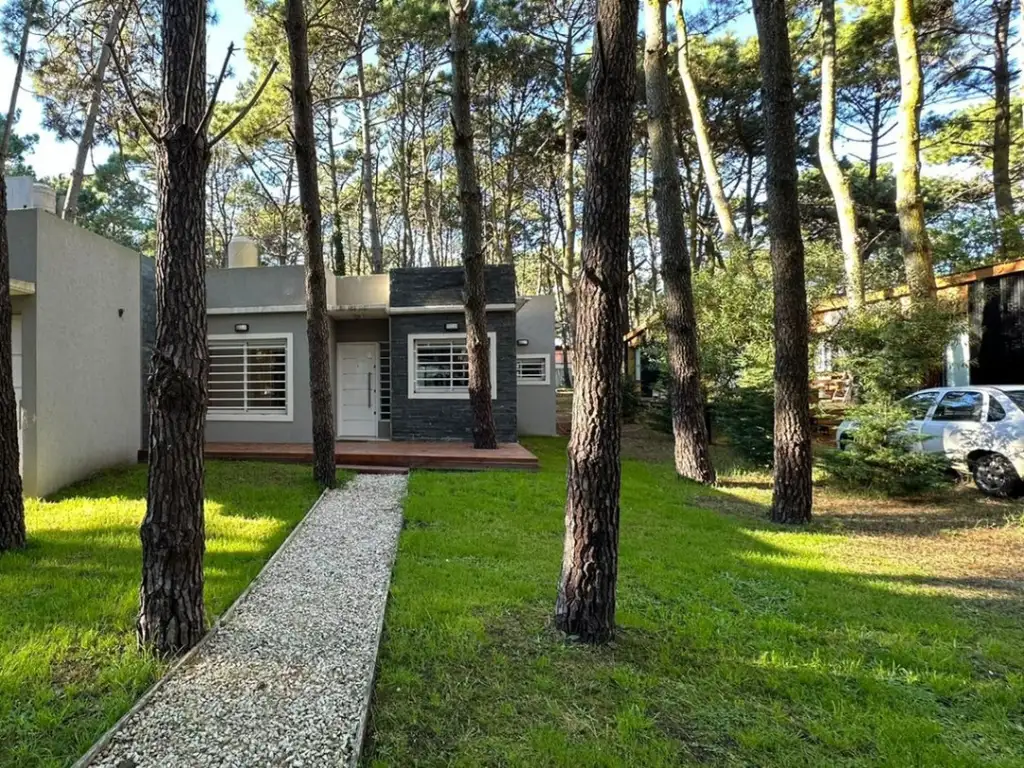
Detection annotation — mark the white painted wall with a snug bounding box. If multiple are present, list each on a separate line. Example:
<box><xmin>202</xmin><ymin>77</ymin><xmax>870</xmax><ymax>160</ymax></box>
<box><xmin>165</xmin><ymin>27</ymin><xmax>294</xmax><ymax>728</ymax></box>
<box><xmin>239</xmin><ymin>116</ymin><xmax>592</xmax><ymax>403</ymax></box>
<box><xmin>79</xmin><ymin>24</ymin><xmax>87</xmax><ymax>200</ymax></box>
<box><xmin>31</xmin><ymin>212</ymin><xmax>141</xmax><ymax>496</ymax></box>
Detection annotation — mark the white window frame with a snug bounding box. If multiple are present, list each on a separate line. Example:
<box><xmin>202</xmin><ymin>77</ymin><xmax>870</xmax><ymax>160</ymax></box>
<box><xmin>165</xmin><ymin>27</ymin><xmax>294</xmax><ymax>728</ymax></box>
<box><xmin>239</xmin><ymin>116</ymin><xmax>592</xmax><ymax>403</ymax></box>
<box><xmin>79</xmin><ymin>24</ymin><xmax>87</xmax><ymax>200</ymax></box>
<box><xmin>516</xmin><ymin>353</ymin><xmax>550</xmax><ymax>386</ymax></box>
<box><xmin>407</xmin><ymin>331</ymin><xmax>498</xmax><ymax>400</ymax></box>
<box><xmin>208</xmin><ymin>332</ymin><xmax>294</xmax><ymax>422</ymax></box>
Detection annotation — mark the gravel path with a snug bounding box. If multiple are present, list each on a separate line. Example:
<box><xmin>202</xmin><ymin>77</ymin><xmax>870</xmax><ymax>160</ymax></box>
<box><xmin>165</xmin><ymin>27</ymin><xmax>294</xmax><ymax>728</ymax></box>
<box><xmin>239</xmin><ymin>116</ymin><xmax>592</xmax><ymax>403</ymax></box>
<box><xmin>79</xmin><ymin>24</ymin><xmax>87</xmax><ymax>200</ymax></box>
<box><xmin>85</xmin><ymin>474</ymin><xmax>407</xmax><ymax>768</ymax></box>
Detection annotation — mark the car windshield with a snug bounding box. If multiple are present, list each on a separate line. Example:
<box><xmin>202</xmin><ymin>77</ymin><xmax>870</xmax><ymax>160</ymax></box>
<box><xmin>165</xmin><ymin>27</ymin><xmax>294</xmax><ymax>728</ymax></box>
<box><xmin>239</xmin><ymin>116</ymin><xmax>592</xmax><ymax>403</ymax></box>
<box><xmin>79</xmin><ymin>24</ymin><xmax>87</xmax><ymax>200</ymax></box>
<box><xmin>1000</xmin><ymin>389</ymin><xmax>1024</xmax><ymax>411</ymax></box>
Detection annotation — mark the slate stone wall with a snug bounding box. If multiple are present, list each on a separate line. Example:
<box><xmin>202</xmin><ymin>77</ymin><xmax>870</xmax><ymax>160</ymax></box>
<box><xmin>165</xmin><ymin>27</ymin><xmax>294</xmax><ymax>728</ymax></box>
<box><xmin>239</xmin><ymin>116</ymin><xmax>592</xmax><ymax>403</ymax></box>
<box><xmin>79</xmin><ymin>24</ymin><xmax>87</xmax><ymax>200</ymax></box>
<box><xmin>390</xmin><ymin>311</ymin><xmax>517</xmax><ymax>442</ymax></box>
<box><xmin>389</xmin><ymin>265</ymin><xmax>515</xmax><ymax>308</ymax></box>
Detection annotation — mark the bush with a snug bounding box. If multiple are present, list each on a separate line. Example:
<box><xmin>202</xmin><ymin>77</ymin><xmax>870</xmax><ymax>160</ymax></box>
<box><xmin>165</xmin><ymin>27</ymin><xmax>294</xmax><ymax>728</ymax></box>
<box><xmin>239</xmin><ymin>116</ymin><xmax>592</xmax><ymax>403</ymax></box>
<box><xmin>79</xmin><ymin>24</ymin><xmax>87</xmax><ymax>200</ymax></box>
<box><xmin>825</xmin><ymin>300</ymin><xmax>964</xmax><ymax>401</ymax></box>
<box><xmin>820</xmin><ymin>401</ymin><xmax>953</xmax><ymax>496</ymax></box>
<box><xmin>710</xmin><ymin>386</ymin><xmax>775</xmax><ymax>467</ymax></box>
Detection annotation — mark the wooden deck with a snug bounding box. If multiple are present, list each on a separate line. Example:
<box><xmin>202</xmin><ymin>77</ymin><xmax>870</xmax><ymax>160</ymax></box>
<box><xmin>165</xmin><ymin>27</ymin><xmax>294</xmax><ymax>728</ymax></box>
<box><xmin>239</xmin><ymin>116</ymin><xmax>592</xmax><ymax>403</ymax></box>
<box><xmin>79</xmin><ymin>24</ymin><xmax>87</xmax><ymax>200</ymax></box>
<box><xmin>141</xmin><ymin>441</ymin><xmax>539</xmax><ymax>472</ymax></box>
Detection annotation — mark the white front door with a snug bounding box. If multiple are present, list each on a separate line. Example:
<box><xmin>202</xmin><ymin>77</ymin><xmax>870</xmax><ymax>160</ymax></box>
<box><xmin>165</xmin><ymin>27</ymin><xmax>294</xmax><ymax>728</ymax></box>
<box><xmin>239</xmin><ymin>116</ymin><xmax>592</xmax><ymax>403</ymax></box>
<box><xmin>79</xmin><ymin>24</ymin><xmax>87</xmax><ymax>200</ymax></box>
<box><xmin>11</xmin><ymin>316</ymin><xmax>22</xmax><ymax>471</ymax></box>
<box><xmin>337</xmin><ymin>342</ymin><xmax>378</xmax><ymax>438</ymax></box>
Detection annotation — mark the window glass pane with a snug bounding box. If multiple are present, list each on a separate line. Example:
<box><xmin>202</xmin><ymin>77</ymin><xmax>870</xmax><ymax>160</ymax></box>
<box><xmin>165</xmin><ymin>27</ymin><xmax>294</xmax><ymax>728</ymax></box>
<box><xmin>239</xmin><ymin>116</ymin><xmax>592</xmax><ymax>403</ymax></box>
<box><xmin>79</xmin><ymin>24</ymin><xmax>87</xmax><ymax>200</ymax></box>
<box><xmin>517</xmin><ymin>357</ymin><xmax>548</xmax><ymax>382</ymax></box>
<box><xmin>988</xmin><ymin>398</ymin><xmax>1006</xmax><ymax>422</ymax></box>
<box><xmin>208</xmin><ymin>338</ymin><xmax>288</xmax><ymax>415</ymax></box>
<box><xmin>413</xmin><ymin>337</ymin><xmax>475</xmax><ymax>394</ymax></box>
<box><xmin>932</xmin><ymin>391</ymin><xmax>984</xmax><ymax>422</ymax></box>
<box><xmin>901</xmin><ymin>391</ymin><xmax>938</xmax><ymax>420</ymax></box>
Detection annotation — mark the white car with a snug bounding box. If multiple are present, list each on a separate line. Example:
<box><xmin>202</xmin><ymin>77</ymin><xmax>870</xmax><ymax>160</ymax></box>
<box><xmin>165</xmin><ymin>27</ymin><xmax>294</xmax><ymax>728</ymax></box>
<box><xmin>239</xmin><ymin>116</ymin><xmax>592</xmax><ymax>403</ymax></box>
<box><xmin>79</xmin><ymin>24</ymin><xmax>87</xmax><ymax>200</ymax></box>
<box><xmin>836</xmin><ymin>386</ymin><xmax>1024</xmax><ymax>497</ymax></box>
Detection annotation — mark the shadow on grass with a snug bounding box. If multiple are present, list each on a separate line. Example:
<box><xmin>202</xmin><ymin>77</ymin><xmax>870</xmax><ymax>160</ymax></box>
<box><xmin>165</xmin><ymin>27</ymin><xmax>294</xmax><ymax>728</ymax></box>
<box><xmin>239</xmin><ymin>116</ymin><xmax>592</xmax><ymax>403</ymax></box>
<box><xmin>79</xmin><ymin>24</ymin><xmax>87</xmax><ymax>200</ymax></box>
<box><xmin>0</xmin><ymin>460</ymin><xmax>324</xmax><ymax>768</ymax></box>
<box><xmin>364</xmin><ymin>437</ymin><xmax>1024</xmax><ymax>767</ymax></box>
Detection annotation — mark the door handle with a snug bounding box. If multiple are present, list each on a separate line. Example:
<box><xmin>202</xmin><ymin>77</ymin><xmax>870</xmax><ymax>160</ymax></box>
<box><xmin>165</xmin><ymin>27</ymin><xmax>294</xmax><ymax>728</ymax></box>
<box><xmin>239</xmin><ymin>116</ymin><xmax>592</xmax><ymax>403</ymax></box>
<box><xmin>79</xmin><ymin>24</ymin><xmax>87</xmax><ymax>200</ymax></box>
<box><xmin>368</xmin><ymin>372</ymin><xmax>372</xmax><ymax>407</ymax></box>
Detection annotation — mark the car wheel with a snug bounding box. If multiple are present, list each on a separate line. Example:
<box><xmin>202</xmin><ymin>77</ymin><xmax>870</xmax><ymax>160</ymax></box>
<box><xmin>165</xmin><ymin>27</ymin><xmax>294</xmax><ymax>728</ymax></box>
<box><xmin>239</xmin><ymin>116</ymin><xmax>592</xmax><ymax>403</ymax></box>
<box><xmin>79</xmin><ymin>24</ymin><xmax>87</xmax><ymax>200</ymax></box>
<box><xmin>972</xmin><ymin>453</ymin><xmax>1022</xmax><ymax>498</ymax></box>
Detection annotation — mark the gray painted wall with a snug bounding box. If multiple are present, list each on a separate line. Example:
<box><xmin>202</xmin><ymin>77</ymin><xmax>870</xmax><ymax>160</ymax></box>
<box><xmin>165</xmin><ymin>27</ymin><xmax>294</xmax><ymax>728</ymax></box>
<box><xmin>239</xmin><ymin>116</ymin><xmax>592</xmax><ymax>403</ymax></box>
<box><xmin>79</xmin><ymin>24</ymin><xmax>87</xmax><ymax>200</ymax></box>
<box><xmin>515</xmin><ymin>295</ymin><xmax>557</xmax><ymax>436</ymax></box>
<box><xmin>390</xmin><ymin>311</ymin><xmax>517</xmax><ymax>442</ymax></box>
<box><xmin>23</xmin><ymin>210</ymin><xmax>142</xmax><ymax>496</ymax></box>
<box><xmin>140</xmin><ymin>257</ymin><xmax>155</xmax><ymax>447</ymax></box>
<box><xmin>207</xmin><ymin>265</ymin><xmax>306</xmax><ymax>309</ymax></box>
<box><xmin>7</xmin><ymin>210</ymin><xmax>37</xmax><ymax>283</ymax></box>
<box><xmin>205</xmin><ymin>312</ymin><xmax>316</xmax><ymax>444</ymax></box>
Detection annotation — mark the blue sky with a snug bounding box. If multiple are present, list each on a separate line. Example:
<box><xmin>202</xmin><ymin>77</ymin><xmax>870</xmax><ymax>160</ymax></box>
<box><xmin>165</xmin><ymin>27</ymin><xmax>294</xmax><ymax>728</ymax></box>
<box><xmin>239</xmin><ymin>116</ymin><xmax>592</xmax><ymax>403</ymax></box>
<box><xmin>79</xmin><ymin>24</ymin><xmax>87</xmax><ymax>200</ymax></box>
<box><xmin>1</xmin><ymin>0</ymin><xmax>254</xmax><ymax>179</ymax></box>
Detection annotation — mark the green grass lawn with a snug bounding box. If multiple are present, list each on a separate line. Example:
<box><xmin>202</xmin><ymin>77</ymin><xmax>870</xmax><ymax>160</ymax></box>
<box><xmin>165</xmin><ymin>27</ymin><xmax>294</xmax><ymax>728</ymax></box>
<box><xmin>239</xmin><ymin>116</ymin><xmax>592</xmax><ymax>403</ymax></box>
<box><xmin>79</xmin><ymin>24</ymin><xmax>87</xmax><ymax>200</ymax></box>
<box><xmin>365</xmin><ymin>437</ymin><xmax>1024</xmax><ymax>767</ymax></box>
<box><xmin>0</xmin><ymin>461</ymin><xmax>325</xmax><ymax>768</ymax></box>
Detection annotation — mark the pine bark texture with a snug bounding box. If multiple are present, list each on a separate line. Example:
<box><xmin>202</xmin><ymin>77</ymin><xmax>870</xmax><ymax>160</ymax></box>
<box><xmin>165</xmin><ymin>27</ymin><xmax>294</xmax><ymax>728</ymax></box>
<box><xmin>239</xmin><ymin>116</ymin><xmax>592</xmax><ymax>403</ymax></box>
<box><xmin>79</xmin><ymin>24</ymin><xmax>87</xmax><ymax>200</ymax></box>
<box><xmin>818</xmin><ymin>0</ymin><xmax>863</xmax><ymax>310</ymax></box>
<box><xmin>357</xmin><ymin>47</ymin><xmax>384</xmax><ymax>274</ymax></box>
<box><xmin>62</xmin><ymin>0</ymin><xmax>125</xmax><ymax>221</ymax></box>
<box><xmin>555</xmin><ymin>0</ymin><xmax>637</xmax><ymax>643</ymax></box>
<box><xmin>673</xmin><ymin>0</ymin><xmax>738</xmax><ymax>244</ymax></box>
<box><xmin>992</xmin><ymin>0</ymin><xmax>1021</xmax><ymax>257</ymax></box>
<box><xmin>286</xmin><ymin>0</ymin><xmax>336</xmax><ymax>489</ymax></box>
<box><xmin>139</xmin><ymin>0</ymin><xmax>210</xmax><ymax>655</ymax></box>
<box><xmin>1</xmin><ymin>0</ymin><xmax>35</xmax><ymax>159</ymax></box>
<box><xmin>561</xmin><ymin>39</ymin><xmax>578</xmax><ymax>342</ymax></box>
<box><xmin>0</xmin><ymin>174</ymin><xmax>26</xmax><ymax>552</ymax></box>
<box><xmin>892</xmin><ymin>0</ymin><xmax>937</xmax><ymax>302</ymax></box>
<box><xmin>753</xmin><ymin>0</ymin><xmax>813</xmax><ymax>524</ymax></box>
<box><xmin>449</xmin><ymin>0</ymin><xmax>497</xmax><ymax>450</ymax></box>
<box><xmin>643</xmin><ymin>0</ymin><xmax>715</xmax><ymax>484</ymax></box>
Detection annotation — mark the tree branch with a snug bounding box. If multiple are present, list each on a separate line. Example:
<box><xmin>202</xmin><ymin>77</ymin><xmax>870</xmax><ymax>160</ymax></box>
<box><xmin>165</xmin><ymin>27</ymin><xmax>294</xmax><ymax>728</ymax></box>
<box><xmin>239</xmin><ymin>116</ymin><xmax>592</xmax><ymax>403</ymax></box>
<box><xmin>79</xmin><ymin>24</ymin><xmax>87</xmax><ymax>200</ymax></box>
<box><xmin>105</xmin><ymin>42</ymin><xmax>159</xmax><ymax>143</ymax></box>
<box><xmin>197</xmin><ymin>41</ymin><xmax>235</xmax><ymax>138</ymax></box>
<box><xmin>209</xmin><ymin>60</ymin><xmax>279</xmax><ymax>148</ymax></box>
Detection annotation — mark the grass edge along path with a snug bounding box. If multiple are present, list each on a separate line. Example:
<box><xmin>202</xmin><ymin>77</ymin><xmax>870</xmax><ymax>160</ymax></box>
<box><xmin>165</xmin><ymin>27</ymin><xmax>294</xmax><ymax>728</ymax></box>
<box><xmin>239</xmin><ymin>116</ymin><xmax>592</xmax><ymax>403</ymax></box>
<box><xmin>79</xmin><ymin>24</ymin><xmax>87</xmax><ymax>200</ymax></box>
<box><xmin>364</xmin><ymin>437</ymin><xmax>1024</xmax><ymax>767</ymax></box>
<box><xmin>0</xmin><ymin>461</ymin><xmax>331</xmax><ymax>768</ymax></box>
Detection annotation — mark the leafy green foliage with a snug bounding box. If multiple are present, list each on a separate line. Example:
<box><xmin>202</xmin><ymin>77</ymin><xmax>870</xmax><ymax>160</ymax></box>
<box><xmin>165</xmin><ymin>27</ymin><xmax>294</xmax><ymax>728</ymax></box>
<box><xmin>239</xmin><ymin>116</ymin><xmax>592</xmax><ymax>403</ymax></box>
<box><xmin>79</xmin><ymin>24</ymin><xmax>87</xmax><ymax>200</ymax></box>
<box><xmin>825</xmin><ymin>299</ymin><xmax>964</xmax><ymax>401</ymax></box>
<box><xmin>621</xmin><ymin>377</ymin><xmax>642</xmax><ymax>423</ymax></box>
<box><xmin>821</xmin><ymin>402</ymin><xmax>953</xmax><ymax>496</ymax></box>
<box><xmin>0</xmin><ymin>114</ymin><xmax>37</xmax><ymax>176</ymax></box>
<box><xmin>710</xmin><ymin>386</ymin><xmax>775</xmax><ymax>467</ymax></box>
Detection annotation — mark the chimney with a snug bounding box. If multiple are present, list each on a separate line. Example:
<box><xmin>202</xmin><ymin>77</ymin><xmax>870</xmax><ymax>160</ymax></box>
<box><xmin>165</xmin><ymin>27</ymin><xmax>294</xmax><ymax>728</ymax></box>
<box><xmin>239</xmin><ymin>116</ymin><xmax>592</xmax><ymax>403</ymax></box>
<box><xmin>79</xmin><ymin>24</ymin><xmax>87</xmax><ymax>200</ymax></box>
<box><xmin>227</xmin><ymin>236</ymin><xmax>259</xmax><ymax>268</ymax></box>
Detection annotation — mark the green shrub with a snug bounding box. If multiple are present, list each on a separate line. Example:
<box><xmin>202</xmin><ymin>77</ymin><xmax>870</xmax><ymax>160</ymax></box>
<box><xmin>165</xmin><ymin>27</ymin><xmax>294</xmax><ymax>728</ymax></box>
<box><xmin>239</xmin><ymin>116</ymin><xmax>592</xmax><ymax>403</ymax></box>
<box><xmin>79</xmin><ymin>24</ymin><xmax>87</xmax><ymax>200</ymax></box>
<box><xmin>825</xmin><ymin>300</ymin><xmax>964</xmax><ymax>401</ymax></box>
<box><xmin>820</xmin><ymin>401</ymin><xmax>953</xmax><ymax>496</ymax></box>
<box><xmin>647</xmin><ymin>395</ymin><xmax>673</xmax><ymax>435</ymax></box>
<box><xmin>710</xmin><ymin>387</ymin><xmax>775</xmax><ymax>467</ymax></box>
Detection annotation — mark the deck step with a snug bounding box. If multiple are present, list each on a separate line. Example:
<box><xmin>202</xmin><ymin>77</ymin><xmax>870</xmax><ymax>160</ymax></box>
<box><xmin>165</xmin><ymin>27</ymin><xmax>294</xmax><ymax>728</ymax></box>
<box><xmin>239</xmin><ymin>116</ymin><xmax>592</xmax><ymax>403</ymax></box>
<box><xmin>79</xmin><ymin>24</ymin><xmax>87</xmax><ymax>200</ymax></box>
<box><xmin>337</xmin><ymin>464</ymin><xmax>410</xmax><ymax>475</ymax></box>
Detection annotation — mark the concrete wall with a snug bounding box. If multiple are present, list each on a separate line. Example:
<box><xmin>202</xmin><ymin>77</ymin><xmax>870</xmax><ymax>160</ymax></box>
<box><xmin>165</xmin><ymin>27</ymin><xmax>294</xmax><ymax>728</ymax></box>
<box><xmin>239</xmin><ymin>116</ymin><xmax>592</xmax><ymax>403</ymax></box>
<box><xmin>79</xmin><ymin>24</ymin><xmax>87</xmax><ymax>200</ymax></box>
<box><xmin>140</xmin><ymin>258</ymin><xmax>156</xmax><ymax>447</ymax></box>
<box><xmin>205</xmin><ymin>312</ymin><xmax>315</xmax><ymax>443</ymax></box>
<box><xmin>515</xmin><ymin>295</ymin><xmax>557</xmax><ymax>436</ymax></box>
<box><xmin>390</xmin><ymin>310</ymin><xmax>517</xmax><ymax>442</ymax></box>
<box><xmin>207</xmin><ymin>265</ymin><xmax>306</xmax><ymax>309</ymax></box>
<box><xmin>29</xmin><ymin>210</ymin><xmax>141</xmax><ymax>496</ymax></box>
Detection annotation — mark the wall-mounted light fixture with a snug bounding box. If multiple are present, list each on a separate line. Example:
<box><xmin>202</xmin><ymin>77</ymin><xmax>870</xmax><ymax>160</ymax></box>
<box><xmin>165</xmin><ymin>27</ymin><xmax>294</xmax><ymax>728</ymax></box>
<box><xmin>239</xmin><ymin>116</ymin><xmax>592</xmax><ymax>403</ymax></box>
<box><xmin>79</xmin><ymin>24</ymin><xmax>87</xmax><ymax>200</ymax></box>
<box><xmin>234</xmin><ymin>323</ymin><xmax>250</xmax><ymax>333</ymax></box>
<box><xmin>516</xmin><ymin>338</ymin><xmax>530</xmax><ymax>347</ymax></box>
<box><xmin>444</xmin><ymin>322</ymin><xmax>459</xmax><ymax>331</ymax></box>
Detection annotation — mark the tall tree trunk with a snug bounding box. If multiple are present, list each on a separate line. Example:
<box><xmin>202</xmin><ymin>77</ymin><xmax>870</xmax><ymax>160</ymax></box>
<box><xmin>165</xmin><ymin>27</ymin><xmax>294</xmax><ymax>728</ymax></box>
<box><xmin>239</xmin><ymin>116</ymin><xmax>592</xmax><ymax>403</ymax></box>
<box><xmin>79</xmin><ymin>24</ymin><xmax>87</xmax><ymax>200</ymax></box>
<box><xmin>864</xmin><ymin>93</ymin><xmax>882</xmax><ymax>259</ymax></box>
<box><xmin>62</xmin><ymin>0</ymin><xmax>125</xmax><ymax>221</ymax></box>
<box><xmin>753</xmin><ymin>0</ymin><xmax>813</xmax><ymax>525</ymax></box>
<box><xmin>139</xmin><ymin>0</ymin><xmax>210</xmax><ymax>654</ymax></box>
<box><xmin>356</xmin><ymin>45</ymin><xmax>383</xmax><ymax>273</ymax></box>
<box><xmin>993</xmin><ymin>0</ymin><xmax>1021</xmax><ymax>256</ymax></box>
<box><xmin>644</xmin><ymin>0</ymin><xmax>714</xmax><ymax>484</ymax></box>
<box><xmin>325</xmin><ymin>106</ymin><xmax>345</xmax><ymax>275</ymax></box>
<box><xmin>673</xmin><ymin>0</ymin><xmax>738</xmax><ymax>244</ymax></box>
<box><xmin>449</xmin><ymin>0</ymin><xmax>497</xmax><ymax>450</ymax></box>
<box><xmin>893</xmin><ymin>0</ymin><xmax>936</xmax><ymax>302</ymax></box>
<box><xmin>0</xmin><ymin>173</ymin><xmax>25</xmax><ymax>551</ymax></box>
<box><xmin>1</xmin><ymin>0</ymin><xmax>35</xmax><ymax>159</ymax></box>
<box><xmin>819</xmin><ymin>0</ymin><xmax>863</xmax><ymax>310</ymax></box>
<box><xmin>286</xmin><ymin>0</ymin><xmax>335</xmax><ymax>490</ymax></box>
<box><xmin>560</xmin><ymin>38</ymin><xmax>578</xmax><ymax>354</ymax></box>
<box><xmin>420</xmin><ymin>66</ymin><xmax>437</xmax><ymax>267</ymax></box>
<box><xmin>555</xmin><ymin>0</ymin><xmax>637</xmax><ymax>644</ymax></box>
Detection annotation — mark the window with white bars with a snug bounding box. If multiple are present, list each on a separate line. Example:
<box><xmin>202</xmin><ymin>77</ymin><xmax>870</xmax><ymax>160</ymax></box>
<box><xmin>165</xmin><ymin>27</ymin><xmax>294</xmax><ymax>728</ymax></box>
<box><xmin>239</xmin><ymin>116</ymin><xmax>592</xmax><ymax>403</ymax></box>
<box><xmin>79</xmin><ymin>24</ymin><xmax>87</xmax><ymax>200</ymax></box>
<box><xmin>379</xmin><ymin>343</ymin><xmax>391</xmax><ymax>420</ymax></box>
<box><xmin>208</xmin><ymin>335</ymin><xmax>292</xmax><ymax>421</ymax></box>
<box><xmin>408</xmin><ymin>332</ymin><xmax>497</xmax><ymax>399</ymax></box>
<box><xmin>516</xmin><ymin>354</ymin><xmax>550</xmax><ymax>385</ymax></box>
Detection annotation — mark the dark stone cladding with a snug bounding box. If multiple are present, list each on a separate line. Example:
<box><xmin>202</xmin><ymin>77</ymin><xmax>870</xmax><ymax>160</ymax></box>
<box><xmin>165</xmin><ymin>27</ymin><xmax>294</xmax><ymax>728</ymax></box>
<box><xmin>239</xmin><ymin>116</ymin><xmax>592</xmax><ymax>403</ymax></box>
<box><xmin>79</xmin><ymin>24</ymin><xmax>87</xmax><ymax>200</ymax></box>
<box><xmin>390</xmin><ymin>311</ymin><xmax>517</xmax><ymax>442</ymax></box>
<box><xmin>389</xmin><ymin>265</ymin><xmax>516</xmax><ymax>308</ymax></box>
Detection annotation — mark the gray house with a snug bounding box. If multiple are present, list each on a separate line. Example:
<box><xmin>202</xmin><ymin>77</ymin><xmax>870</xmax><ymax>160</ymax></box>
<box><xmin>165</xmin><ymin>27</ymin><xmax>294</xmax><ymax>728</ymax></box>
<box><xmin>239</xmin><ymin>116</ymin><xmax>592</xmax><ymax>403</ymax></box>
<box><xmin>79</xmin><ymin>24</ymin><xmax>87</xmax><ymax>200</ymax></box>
<box><xmin>203</xmin><ymin>241</ymin><xmax>556</xmax><ymax>445</ymax></box>
<box><xmin>7</xmin><ymin>179</ymin><xmax>143</xmax><ymax>496</ymax></box>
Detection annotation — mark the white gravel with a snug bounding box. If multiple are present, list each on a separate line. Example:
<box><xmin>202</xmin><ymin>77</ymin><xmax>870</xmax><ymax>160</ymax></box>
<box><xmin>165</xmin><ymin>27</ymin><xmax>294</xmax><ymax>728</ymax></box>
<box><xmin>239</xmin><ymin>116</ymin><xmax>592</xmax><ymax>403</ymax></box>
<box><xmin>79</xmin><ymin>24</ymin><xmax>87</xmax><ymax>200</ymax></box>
<box><xmin>84</xmin><ymin>474</ymin><xmax>407</xmax><ymax>768</ymax></box>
